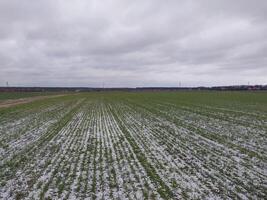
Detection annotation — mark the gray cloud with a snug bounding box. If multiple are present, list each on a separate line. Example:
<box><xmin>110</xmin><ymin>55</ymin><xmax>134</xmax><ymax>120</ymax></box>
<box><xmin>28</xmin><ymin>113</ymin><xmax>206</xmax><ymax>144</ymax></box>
<box><xmin>0</xmin><ymin>0</ymin><xmax>266</xmax><ymax>87</ymax></box>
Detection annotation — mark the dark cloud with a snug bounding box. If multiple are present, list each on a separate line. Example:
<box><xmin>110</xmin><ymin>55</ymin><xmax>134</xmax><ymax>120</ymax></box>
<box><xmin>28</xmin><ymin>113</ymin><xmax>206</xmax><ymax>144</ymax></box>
<box><xmin>0</xmin><ymin>0</ymin><xmax>266</xmax><ymax>87</ymax></box>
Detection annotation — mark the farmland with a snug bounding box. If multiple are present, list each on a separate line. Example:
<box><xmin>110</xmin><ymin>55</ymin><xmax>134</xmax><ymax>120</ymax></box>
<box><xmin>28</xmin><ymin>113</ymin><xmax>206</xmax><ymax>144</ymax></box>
<box><xmin>0</xmin><ymin>92</ymin><xmax>56</xmax><ymax>101</ymax></box>
<box><xmin>0</xmin><ymin>91</ymin><xmax>266</xmax><ymax>199</ymax></box>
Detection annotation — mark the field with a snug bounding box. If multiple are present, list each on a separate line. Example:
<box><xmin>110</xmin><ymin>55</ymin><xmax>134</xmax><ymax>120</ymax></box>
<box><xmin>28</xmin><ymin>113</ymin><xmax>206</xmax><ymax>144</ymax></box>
<box><xmin>0</xmin><ymin>92</ymin><xmax>56</xmax><ymax>102</ymax></box>
<box><xmin>0</xmin><ymin>91</ymin><xmax>266</xmax><ymax>199</ymax></box>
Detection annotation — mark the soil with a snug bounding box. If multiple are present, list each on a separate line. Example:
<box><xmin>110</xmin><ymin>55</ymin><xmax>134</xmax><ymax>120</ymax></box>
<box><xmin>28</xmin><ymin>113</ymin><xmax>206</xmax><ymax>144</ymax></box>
<box><xmin>0</xmin><ymin>94</ymin><xmax>67</xmax><ymax>109</ymax></box>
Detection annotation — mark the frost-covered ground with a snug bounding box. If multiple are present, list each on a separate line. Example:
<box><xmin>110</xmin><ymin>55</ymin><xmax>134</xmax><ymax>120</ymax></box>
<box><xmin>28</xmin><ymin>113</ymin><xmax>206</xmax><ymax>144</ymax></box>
<box><xmin>0</xmin><ymin>92</ymin><xmax>266</xmax><ymax>199</ymax></box>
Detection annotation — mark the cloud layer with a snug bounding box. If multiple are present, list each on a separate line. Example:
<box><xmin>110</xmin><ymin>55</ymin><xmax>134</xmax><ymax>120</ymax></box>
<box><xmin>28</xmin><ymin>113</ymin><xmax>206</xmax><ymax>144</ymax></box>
<box><xmin>0</xmin><ymin>0</ymin><xmax>266</xmax><ymax>87</ymax></box>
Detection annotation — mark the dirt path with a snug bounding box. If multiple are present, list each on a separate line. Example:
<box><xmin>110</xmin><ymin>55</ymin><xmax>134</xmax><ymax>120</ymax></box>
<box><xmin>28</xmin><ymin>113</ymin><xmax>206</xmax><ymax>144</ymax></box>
<box><xmin>0</xmin><ymin>94</ymin><xmax>67</xmax><ymax>109</ymax></box>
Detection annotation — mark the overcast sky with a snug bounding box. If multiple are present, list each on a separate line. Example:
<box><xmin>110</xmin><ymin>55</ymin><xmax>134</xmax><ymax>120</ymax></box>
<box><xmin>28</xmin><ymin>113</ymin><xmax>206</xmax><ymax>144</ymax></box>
<box><xmin>0</xmin><ymin>0</ymin><xmax>266</xmax><ymax>87</ymax></box>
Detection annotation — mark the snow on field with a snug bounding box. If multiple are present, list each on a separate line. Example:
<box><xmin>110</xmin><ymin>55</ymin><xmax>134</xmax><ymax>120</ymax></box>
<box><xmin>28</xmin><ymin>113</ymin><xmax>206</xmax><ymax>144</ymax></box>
<box><xmin>0</xmin><ymin>93</ymin><xmax>266</xmax><ymax>199</ymax></box>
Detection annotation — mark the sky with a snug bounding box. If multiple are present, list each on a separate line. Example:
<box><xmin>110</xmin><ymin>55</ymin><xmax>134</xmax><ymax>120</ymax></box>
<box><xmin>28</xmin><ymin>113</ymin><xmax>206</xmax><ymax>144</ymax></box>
<box><xmin>0</xmin><ymin>0</ymin><xmax>266</xmax><ymax>87</ymax></box>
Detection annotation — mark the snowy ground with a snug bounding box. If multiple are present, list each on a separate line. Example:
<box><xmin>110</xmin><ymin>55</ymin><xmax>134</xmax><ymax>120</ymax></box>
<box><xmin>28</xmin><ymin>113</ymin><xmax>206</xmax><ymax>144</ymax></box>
<box><xmin>0</xmin><ymin>92</ymin><xmax>266</xmax><ymax>199</ymax></box>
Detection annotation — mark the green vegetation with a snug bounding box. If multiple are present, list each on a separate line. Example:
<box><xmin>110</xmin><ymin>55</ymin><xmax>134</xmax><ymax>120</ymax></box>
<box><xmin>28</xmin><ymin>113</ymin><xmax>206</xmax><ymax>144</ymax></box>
<box><xmin>0</xmin><ymin>91</ymin><xmax>266</xmax><ymax>199</ymax></box>
<box><xmin>0</xmin><ymin>92</ymin><xmax>58</xmax><ymax>101</ymax></box>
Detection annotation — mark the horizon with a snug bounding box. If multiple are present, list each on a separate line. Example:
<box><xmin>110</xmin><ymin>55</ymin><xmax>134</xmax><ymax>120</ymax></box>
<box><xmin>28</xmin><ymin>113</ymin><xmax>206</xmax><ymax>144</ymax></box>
<box><xmin>0</xmin><ymin>84</ymin><xmax>266</xmax><ymax>89</ymax></box>
<box><xmin>1</xmin><ymin>82</ymin><xmax>266</xmax><ymax>88</ymax></box>
<box><xmin>0</xmin><ymin>0</ymin><xmax>267</xmax><ymax>86</ymax></box>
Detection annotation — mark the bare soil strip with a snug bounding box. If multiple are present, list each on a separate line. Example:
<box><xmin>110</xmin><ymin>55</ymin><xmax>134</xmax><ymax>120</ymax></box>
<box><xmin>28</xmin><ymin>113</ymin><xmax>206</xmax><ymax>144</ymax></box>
<box><xmin>0</xmin><ymin>94</ymin><xmax>67</xmax><ymax>108</ymax></box>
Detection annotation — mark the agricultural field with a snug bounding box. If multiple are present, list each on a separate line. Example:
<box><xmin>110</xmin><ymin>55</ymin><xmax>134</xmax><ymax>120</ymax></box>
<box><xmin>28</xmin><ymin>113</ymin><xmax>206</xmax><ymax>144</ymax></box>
<box><xmin>0</xmin><ymin>92</ymin><xmax>55</xmax><ymax>102</ymax></box>
<box><xmin>0</xmin><ymin>91</ymin><xmax>266</xmax><ymax>199</ymax></box>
